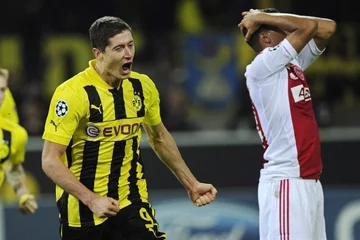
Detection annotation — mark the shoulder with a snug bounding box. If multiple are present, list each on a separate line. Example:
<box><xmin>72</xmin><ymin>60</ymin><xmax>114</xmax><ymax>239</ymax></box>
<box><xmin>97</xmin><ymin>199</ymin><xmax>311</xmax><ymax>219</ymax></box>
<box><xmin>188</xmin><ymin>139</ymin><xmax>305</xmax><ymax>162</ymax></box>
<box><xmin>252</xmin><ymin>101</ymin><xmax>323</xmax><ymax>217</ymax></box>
<box><xmin>129</xmin><ymin>71</ymin><xmax>157</xmax><ymax>89</ymax></box>
<box><xmin>52</xmin><ymin>72</ymin><xmax>88</xmax><ymax>101</ymax></box>
<box><xmin>245</xmin><ymin>53</ymin><xmax>263</xmax><ymax>77</ymax></box>
<box><xmin>58</xmin><ymin>71</ymin><xmax>87</xmax><ymax>91</ymax></box>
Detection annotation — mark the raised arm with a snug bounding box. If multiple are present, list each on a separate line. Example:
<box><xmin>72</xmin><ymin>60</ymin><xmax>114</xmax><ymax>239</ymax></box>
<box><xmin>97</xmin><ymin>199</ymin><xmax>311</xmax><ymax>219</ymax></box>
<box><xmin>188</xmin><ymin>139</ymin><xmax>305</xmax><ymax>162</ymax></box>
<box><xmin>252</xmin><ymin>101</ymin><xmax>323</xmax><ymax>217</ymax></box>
<box><xmin>269</xmin><ymin>13</ymin><xmax>336</xmax><ymax>50</ymax></box>
<box><xmin>143</xmin><ymin>122</ymin><xmax>217</xmax><ymax>206</ymax></box>
<box><xmin>241</xmin><ymin>10</ymin><xmax>318</xmax><ymax>53</ymax></box>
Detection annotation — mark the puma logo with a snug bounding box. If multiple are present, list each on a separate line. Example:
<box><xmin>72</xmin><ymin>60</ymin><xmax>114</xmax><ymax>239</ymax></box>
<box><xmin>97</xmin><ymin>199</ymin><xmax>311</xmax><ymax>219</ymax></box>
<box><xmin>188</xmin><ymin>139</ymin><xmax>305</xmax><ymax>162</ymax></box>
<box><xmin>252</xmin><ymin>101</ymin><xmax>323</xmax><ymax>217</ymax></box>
<box><xmin>90</xmin><ymin>103</ymin><xmax>102</xmax><ymax>114</ymax></box>
<box><xmin>50</xmin><ymin>120</ymin><xmax>60</xmax><ymax>131</ymax></box>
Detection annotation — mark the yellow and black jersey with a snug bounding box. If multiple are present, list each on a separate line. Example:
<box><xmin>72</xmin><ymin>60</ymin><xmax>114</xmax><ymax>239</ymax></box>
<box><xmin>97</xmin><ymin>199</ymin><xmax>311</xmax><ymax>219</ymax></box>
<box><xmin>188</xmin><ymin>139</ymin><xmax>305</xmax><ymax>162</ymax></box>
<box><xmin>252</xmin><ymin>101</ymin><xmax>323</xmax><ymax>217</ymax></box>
<box><xmin>0</xmin><ymin>117</ymin><xmax>28</xmax><ymax>187</ymax></box>
<box><xmin>42</xmin><ymin>59</ymin><xmax>161</xmax><ymax>227</ymax></box>
<box><xmin>0</xmin><ymin>88</ymin><xmax>20</xmax><ymax>123</ymax></box>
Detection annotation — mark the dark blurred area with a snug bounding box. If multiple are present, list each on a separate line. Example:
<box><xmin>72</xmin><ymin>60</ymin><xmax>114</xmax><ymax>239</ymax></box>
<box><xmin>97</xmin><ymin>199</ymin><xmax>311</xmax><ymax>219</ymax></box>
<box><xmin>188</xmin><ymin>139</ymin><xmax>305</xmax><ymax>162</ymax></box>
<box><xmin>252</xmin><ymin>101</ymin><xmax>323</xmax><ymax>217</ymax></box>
<box><xmin>0</xmin><ymin>0</ymin><xmax>358</xmax><ymax>135</ymax></box>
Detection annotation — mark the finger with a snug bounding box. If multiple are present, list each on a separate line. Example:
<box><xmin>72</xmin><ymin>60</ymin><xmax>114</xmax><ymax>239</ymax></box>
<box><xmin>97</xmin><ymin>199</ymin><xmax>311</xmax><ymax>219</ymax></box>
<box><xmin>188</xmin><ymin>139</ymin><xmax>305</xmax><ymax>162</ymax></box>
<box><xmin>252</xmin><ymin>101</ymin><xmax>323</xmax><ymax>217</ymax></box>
<box><xmin>104</xmin><ymin>211</ymin><xmax>117</xmax><ymax>217</ymax></box>
<box><xmin>242</xmin><ymin>11</ymin><xmax>248</xmax><ymax>16</ymax></box>
<box><xmin>195</xmin><ymin>198</ymin><xmax>201</xmax><ymax>207</ymax></box>
<box><xmin>25</xmin><ymin>204</ymin><xmax>36</xmax><ymax>214</ymax></box>
<box><xmin>202</xmin><ymin>194</ymin><xmax>212</xmax><ymax>204</ymax></box>
<box><xmin>206</xmin><ymin>192</ymin><xmax>215</xmax><ymax>201</ymax></box>
<box><xmin>27</xmin><ymin>199</ymin><xmax>38</xmax><ymax>209</ymax></box>
<box><xmin>97</xmin><ymin>211</ymin><xmax>107</xmax><ymax>218</ymax></box>
<box><xmin>211</xmin><ymin>187</ymin><xmax>218</xmax><ymax>196</ymax></box>
<box><xmin>108</xmin><ymin>197</ymin><xmax>119</xmax><ymax>208</ymax></box>
<box><xmin>20</xmin><ymin>206</ymin><xmax>31</xmax><ymax>214</ymax></box>
<box><xmin>23</xmin><ymin>202</ymin><xmax>36</xmax><ymax>214</ymax></box>
<box><xmin>238</xmin><ymin>23</ymin><xmax>244</xmax><ymax>32</ymax></box>
<box><xmin>107</xmin><ymin>202</ymin><xmax>120</xmax><ymax>213</ymax></box>
<box><xmin>245</xmin><ymin>30</ymin><xmax>254</xmax><ymax>41</ymax></box>
<box><xmin>197</xmin><ymin>196</ymin><xmax>208</xmax><ymax>206</ymax></box>
<box><xmin>28</xmin><ymin>200</ymin><xmax>38</xmax><ymax>213</ymax></box>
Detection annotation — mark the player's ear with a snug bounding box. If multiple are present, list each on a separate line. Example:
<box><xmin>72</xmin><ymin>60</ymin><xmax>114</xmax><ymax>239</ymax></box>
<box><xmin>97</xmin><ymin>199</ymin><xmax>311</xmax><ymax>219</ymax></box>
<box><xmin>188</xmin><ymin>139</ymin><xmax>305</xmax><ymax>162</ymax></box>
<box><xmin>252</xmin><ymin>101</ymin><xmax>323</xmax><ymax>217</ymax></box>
<box><xmin>259</xmin><ymin>31</ymin><xmax>271</xmax><ymax>44</ymax></box>
<box><xmin>92</xmin><ymin>48</ymin><xmax>103</xmax><ymax>61</ymax></box>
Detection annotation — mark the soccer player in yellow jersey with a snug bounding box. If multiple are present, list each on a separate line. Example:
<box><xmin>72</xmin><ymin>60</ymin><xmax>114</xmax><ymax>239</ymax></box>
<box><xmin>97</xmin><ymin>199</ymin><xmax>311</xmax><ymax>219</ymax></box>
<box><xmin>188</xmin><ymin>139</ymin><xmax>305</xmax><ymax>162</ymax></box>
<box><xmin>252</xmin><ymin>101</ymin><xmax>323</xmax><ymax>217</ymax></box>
<box><xmin>0</xmin><ymin>68</ymin><xmax>38</xmax><ymax>214</ymax></box>
<box><xmin>42</xmin><ymin>16</ymin><xmax>217</xmax><ymax>240</ymax></box>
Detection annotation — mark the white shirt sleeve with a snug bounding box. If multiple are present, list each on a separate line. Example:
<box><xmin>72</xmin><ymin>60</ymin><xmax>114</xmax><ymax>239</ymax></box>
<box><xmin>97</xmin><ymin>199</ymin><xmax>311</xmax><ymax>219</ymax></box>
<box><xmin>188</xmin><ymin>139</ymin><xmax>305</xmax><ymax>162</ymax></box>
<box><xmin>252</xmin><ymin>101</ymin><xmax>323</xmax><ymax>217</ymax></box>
<box><xmin>245</xmin><ymin>39</ymin><xmax>298</xmax><ymax>81</ymax></box>
<box><xmin>295</xmin><ymin>39</ymin><xmax>325</xmax><ymax>71</ymax></box>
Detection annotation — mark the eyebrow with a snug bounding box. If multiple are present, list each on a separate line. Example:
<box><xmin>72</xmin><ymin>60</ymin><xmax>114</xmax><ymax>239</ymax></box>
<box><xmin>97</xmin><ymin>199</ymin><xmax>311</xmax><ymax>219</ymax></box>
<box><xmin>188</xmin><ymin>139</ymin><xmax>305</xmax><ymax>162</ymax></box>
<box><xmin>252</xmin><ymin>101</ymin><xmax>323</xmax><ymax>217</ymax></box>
<box><xmin>111</xmin><ymin>40</ymin><xmax>134</xmax><ymax>50</ymax></box>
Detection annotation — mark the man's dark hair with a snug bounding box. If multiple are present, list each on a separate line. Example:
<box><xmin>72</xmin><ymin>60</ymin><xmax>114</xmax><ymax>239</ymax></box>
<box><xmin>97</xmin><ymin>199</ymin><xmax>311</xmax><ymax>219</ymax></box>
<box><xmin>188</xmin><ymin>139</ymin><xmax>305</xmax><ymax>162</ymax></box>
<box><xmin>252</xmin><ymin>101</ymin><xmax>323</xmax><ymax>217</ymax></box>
<box><xmin>242</xmin><ymin>8</ymin><xmax>280</xmax><ymax>52</ymax></box>
<box><xmin>89</xmin><ymin>16</ymin><xmax>132</xmax><ymax>52</ymax></box>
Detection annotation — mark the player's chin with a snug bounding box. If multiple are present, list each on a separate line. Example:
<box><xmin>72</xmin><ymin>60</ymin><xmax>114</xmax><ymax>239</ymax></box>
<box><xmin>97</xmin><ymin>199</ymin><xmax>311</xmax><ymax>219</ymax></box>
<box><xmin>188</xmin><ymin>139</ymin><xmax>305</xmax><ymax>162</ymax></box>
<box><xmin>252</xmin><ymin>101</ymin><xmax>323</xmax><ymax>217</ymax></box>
<box><xmin>119</xmin><ymin>71</ymin><xmax>131</xmax><ymax>79</ymax></box>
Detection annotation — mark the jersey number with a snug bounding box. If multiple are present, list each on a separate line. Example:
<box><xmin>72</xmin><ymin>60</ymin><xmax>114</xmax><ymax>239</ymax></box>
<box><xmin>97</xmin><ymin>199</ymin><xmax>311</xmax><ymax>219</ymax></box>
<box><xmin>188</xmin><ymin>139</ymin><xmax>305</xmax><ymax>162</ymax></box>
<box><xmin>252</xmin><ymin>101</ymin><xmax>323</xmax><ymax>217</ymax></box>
<box><xmin>139</xmin><ymin>207</ymin><xmax>157</xmax><ymax>234</ymax></box>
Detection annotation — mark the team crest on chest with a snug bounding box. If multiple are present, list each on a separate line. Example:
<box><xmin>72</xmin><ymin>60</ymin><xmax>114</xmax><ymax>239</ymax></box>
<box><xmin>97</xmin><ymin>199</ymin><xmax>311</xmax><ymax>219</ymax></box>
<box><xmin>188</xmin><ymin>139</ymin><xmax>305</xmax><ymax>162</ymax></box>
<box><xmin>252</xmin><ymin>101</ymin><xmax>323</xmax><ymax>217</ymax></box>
<box><xmin>292</xmin><ymin>65</ymin><xmax>305</xmax><ymax>81</ymax></box>
<box><xmin>132</xmin><ymin>92</ymin><xmax>142</xmax><ymax>112</ymax></box>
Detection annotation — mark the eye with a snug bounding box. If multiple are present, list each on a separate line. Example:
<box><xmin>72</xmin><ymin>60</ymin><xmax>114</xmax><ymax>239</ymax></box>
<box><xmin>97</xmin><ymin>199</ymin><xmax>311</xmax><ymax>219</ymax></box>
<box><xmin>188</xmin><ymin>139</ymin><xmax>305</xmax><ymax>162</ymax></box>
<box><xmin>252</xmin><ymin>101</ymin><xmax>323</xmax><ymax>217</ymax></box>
<box><xmin>115</xmin><ymin>46</ymin><xmax>124</xmax><ymax>51</ymax></box>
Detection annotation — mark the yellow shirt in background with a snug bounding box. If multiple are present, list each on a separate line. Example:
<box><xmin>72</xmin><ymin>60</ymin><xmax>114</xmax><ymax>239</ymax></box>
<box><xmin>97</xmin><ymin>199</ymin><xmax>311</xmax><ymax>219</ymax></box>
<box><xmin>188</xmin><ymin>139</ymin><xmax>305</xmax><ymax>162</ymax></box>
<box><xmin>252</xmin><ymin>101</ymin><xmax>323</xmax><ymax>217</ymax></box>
<box><xmin>0</xmin><ymin>88</ymin><xmax>19</xmax><ymax>123</ymax></box>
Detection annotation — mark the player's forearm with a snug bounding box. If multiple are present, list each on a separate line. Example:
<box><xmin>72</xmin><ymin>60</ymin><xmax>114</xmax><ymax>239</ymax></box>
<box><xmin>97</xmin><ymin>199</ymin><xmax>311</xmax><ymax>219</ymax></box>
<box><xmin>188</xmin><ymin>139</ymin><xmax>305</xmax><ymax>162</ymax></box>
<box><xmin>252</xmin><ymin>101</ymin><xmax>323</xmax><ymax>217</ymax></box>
<box><xmin>148</xmin><ymin>131</ymin><xmax>199</xmax><ymax>191</ymax></box>
<box><xmin>257</xmin><ymin>12</ymin><xmax>317</xmax><ymax>34</ymax></box>
<box><xmin>42</xmin><ymin>157</ymin><xmax>96</xmax><ymax>206</ymax></box>
<box><xmin>5</xmin><ymin>164</ymin><xmax>29</xmax><ymax>198</ymax></box>
<box><xmin>271</xmin><ymin>13</ymin><xmax>336</xmax><ymax>41</ymax></box>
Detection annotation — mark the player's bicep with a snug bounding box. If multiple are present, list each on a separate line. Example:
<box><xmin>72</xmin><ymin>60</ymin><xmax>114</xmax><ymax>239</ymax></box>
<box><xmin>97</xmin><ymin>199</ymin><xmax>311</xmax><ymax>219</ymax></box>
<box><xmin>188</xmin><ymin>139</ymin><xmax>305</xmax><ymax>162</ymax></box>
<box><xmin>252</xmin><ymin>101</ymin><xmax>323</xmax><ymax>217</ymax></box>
<box><xmin>42</xmin><ymin>140</ymin><xmax>67</xmax><ymax>164</ymax></box>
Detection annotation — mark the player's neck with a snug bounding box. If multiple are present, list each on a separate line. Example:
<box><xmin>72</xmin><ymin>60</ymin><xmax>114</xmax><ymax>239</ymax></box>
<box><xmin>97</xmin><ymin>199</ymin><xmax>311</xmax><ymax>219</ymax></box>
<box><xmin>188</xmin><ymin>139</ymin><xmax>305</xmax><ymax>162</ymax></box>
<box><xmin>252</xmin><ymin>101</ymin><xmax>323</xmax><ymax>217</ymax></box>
<box><xmin>95</xmin><ymin>63</ymin><xmax>122</xmax><ymax>89</ymax></box>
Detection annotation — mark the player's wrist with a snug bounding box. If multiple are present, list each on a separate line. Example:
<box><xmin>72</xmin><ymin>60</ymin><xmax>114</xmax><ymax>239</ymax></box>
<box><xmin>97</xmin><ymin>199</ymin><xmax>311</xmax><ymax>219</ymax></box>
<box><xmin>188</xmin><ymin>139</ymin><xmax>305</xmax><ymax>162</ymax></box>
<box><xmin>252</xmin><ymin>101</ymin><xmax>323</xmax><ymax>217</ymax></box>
<box><xmin>188</xmin><ymin>180</ymin><xmax>200</xmax><ymax>192</ymax></box>
<box><xmin>15</xmin><ymin>187</ymin><xmax>28</xmax><ymax>199</ymax></box>
<box><xmin>82</xmin><ymin>192</ymin><xmax>97</xmax><ymax>207</ymax></box>
<box><xmin>19</xmin><ymin>193</ymin><xmax>34</xmax><ymax>206</ymax></box>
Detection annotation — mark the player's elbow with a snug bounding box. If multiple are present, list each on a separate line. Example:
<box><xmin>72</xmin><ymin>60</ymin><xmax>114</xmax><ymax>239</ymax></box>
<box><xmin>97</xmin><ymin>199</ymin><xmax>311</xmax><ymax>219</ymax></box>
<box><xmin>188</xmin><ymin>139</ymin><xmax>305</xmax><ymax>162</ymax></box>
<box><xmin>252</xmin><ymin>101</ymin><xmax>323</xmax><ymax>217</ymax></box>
<box><xmin>41</xmin><ymin>151</ymin><xmax>56</xmax><ymax>176</ymax></box>
<box><xmin>41</xmin><ymin>155</ymin><xmax>51</xmax><ymax>174</ymax></box>
<box><xmin>323</xmin><ymin>19</ymin><xmax>337</xmax><ymax>40</ymax></box>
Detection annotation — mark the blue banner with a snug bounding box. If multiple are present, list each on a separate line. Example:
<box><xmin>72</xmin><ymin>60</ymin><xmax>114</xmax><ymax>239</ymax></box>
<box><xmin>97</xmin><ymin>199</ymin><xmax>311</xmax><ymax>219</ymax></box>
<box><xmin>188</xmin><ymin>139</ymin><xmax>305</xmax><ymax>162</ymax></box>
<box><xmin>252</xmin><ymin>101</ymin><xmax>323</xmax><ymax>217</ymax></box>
<box><xmin>183</xmin><ymin>33</ymin><xmax>240</xmax><ymax>109</ymax></box>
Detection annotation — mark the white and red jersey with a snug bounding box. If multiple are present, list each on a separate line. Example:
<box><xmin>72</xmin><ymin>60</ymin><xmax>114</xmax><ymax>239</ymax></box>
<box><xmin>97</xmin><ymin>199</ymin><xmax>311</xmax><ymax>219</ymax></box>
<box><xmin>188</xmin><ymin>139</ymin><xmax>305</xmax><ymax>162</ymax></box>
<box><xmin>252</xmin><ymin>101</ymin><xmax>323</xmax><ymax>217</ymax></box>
<box><xmin>245</xmin><ymin>39</ymin><xmax>325</xmax><ymax>181</ymax></box>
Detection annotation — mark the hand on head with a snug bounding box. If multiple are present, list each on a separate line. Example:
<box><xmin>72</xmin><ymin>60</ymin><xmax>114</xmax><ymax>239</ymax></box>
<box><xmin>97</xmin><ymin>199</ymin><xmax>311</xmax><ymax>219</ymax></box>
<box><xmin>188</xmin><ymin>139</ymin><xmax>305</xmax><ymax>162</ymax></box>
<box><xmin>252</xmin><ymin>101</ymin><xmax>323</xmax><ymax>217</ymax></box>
<box><xmin>238</xmin><ymin>9</ymin><xmax>262</xmax><ymax>41</ymax></box>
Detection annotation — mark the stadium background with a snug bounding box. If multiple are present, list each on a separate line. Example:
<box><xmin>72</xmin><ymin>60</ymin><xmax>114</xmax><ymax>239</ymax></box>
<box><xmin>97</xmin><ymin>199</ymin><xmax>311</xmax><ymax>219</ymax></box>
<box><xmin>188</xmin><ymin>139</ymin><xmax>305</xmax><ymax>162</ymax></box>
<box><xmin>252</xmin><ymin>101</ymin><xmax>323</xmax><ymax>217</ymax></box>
<box><xmin>1</xmin><ymin>0</ymin><xmax>359</xmax><ymax>239</ymax></box>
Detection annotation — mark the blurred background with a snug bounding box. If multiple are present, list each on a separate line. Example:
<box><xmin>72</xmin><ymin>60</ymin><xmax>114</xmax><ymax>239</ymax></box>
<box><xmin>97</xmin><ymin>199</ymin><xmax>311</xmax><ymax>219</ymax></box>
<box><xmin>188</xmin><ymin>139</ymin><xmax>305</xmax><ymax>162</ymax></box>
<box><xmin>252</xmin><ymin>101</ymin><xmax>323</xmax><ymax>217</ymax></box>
<box><xmin>0</xmin><ymin>0</ymin><xmax>359</xmax><ymax>239</ymax></box>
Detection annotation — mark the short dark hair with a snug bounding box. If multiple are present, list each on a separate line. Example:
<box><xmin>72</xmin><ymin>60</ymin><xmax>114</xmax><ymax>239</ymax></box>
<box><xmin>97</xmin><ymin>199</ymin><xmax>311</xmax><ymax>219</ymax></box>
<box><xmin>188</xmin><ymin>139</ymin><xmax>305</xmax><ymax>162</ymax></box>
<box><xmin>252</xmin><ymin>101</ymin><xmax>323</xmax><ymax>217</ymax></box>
<box><xmin>89</xmin><ymin>16</ymin><xmax>132</xmax><ymax>52</ymax></box>
<box><xmin>242</xmin><ymin>8</ymin><xmax>280</xmax><ymax>52</ymax></box>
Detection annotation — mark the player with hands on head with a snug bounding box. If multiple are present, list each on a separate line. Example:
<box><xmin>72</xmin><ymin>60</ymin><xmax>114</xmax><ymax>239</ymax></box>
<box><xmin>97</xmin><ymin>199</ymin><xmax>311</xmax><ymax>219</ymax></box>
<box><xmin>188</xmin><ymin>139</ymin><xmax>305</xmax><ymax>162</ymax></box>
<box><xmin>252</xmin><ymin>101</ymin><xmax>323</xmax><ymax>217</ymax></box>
<box><xmin>239</xmin><ymin>8</ymin><xmax>336</xmax><ymax>240</ymax></box>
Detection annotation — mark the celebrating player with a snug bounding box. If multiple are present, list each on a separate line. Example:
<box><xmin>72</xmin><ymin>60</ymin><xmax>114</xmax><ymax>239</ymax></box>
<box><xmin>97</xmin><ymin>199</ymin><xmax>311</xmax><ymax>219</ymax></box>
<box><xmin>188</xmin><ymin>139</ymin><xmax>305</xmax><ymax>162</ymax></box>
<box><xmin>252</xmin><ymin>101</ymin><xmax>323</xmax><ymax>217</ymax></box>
<box><xmin>41</xmin><ymin>16</ymin><xmax>217</xmax><ymax>240</ymax></box>
<box><xmin>239</xmin><ymin>8</ymin><xmax>336</xmax><ymax>240</ymax></box>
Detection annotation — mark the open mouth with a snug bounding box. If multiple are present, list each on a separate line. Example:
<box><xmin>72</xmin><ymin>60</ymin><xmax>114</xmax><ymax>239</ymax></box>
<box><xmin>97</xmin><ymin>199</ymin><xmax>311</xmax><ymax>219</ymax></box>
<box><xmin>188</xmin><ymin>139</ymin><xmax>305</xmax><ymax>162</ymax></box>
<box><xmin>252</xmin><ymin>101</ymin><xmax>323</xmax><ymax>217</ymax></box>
<box><xmin>122</xmin><ymin>62</ymin><xmax>132</xmax><ymax>74</ymax></box>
